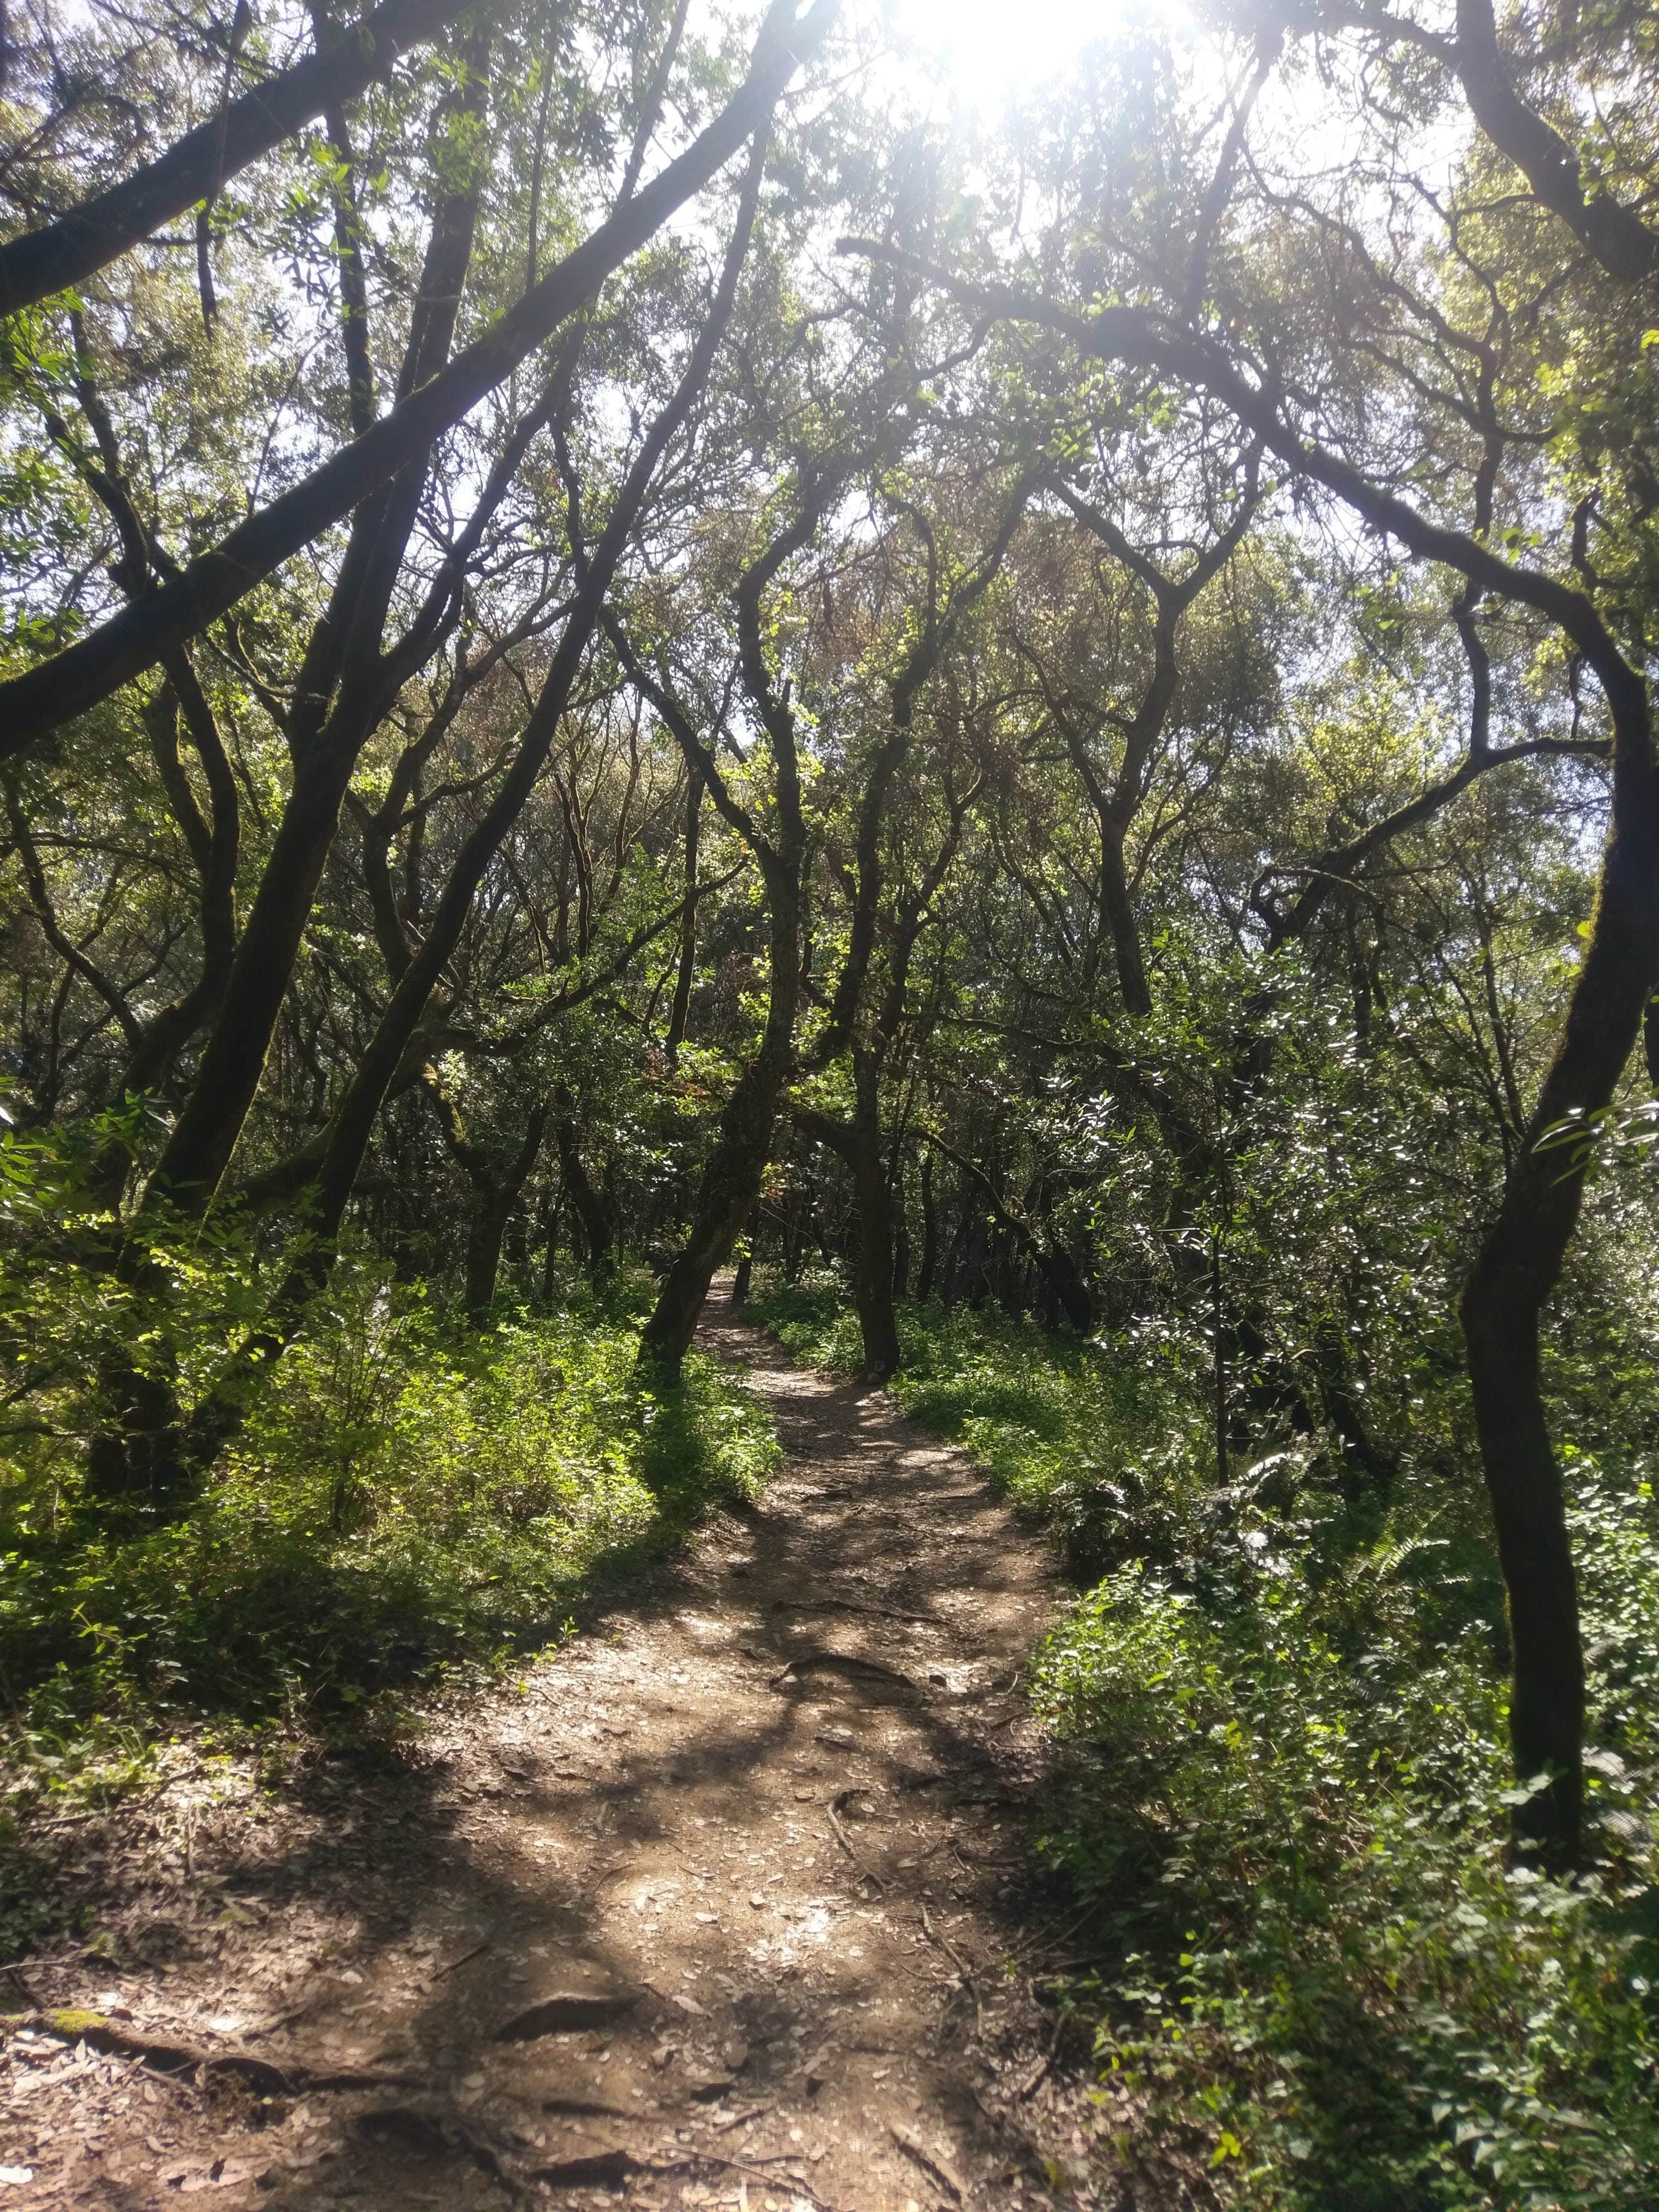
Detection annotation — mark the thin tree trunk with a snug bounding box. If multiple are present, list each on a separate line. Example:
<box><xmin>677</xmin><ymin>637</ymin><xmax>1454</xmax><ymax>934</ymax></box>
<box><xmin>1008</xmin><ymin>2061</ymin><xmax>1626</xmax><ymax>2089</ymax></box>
<box><xmin>665</xmin><ymin>768</ymin><xmax>703</xmax><ymax>1067</ymax></box>
<box><xmin>796</xmin><ymin>1067</ymin><xmax>901</xmax><ymax>1380</ymax></box>
<box><xmin>850</xmin><ymin>1057</ymin><xmax>900</xmax><ymax>1380</ymax></box>
<box><xmin>639</xmin><ymin>876</ymin><xmax>799</xmax><ymax>1366</ymax></box>
<box><xmin>558</xmin><ymin>1120</ymin><xmax>616</xmax><ymax>1288</ymax></box>
<box><xmin>1211</xmin><ymin>1228</ymin><xmax>1228</xmax><ymax>1485</ymax></box>
<box><xmin>461</xmin><ymin>1104</ymin><xmax>547</xmax><ymax>1321</ymax></box>
<box><xmin>539</xmin><ymin>1174</ymin><xmax>562</xmax><ymax>1303</ymax></box>
<box><xmin>783</xmin><ymin>1181</ymin><xmax>807</xmax><ymax>1283</ymax></box>
<box><xmin>891</xmin><ymin>1147</ymin><xmax>911</xmax><ymax>1302</ymax></box>
<box><xmin>731</xmin><ymin>1203</ymin><xmax>758</xmax><ymax>1305</ymax></box>
<box><xmin>916</xmin><ymin>1150</ymin><xmax>938</xmax><ymax>1300</ymax></box>
<box><xmin>924</xmin><ymin>1131</ymin><xmax>1092</xmax><ymax>1333</ymax></box>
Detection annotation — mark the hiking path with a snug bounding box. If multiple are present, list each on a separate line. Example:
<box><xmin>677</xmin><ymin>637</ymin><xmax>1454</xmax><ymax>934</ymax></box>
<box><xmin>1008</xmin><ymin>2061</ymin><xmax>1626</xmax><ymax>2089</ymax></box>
<box><xmin>4</xmin><ymin>1299</ymin><xmax>1126</xmax><ymax>2212</ymax></box>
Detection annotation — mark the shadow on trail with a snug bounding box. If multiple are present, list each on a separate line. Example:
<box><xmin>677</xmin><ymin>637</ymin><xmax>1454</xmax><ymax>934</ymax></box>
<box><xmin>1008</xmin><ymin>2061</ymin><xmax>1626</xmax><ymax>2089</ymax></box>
<box><xmin>86</xmin><ymin>1303</ymin><xmax>1070</xmax><ymax>2212</ymax></box>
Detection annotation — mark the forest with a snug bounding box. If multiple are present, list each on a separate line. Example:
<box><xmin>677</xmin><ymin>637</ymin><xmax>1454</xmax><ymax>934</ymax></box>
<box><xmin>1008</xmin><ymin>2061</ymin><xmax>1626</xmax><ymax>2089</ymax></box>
<box><xmin>1</xmin><ymin>0</ymin><xmax>1658</xmax><ymax>2203</ymax></box>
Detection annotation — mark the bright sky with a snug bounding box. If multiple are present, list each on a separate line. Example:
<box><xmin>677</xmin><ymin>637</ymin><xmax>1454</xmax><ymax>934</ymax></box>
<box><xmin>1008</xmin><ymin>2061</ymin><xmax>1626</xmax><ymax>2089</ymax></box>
<box><xmin>889</xmin><ymin>0</ymin><xmax>1186</xmax><ymax>111</ymax></box>
<box><xmin>888</xmin><ymin>0</ymin><xmax>1151</xmax><ymax>111</ymax></box>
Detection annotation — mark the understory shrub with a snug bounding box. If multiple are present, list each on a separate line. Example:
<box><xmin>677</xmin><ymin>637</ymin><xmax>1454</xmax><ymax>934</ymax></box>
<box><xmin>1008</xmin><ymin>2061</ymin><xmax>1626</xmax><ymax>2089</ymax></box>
<box><xmin>0</xmin><ymin>1271</ymin><xmax>776</xmax><ymax>1792</ymax></box>
<box><xmin>756</xmin><ymin>1277</ymin><xmax>1659</xmax><ymax>2209</ymax></box>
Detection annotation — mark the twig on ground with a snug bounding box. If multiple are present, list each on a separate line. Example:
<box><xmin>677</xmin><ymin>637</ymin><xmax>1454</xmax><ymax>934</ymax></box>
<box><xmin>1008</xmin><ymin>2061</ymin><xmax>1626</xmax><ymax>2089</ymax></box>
<box><xmin>1014</xmin><ymin>2048</ymin><xmax>1050</xmax><ymax>2099</ymax></box>
<box><xmin>827</xmin><ymin>1788</ymin><xmax>887</xmax><ymax>1890</ymax></box>
<box><xmin>770</xmin><ymin>1597</ymin><xmax>937</xmax><ymax>1626</ymax></box>
<box><xmin>921</xmin><ymin>1903</ymin><xmax>984</xmax><ymax>2039</ymax></box>
<box><xmin>710</xmin><ymin>2099</ymin><xmax>773</xmax><ymax>2131</ymax></box>
<box><xmin>665</xmin><ymin>2145</ymin><xmax>848</xmax><ymax>2211</ymax></box>
<box><xmin>432</xmin><ymin>1938</ymin><xmax>491</xmax><ymax>1979</ymax></box>
<box><xmin>889</xmin><ymin>2120</ymin><xmax>964</xmax><ymax>2201</ymax></box>
<box><xmin>19</xmin><ymin>2010</ymin><xmax>421</xmax><ymax>2096</ymax></box>
<box><xmin>1002</xmin><ymin>1901</ymin><xmax>1100</xmax><ymax>1968</ymax></box>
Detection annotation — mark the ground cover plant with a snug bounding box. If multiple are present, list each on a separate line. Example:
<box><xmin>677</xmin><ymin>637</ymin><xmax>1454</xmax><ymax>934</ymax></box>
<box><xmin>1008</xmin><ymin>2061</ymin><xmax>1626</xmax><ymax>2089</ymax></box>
<box><xmin>753</xmin><ymin>1279</ymin><xmax>1659</xmax><ymax>2207</ymax></box>
<box><xmin>1</xmin><ymin>1250</ymin><xmax>776</xmax><ymax>1796</ymax></box>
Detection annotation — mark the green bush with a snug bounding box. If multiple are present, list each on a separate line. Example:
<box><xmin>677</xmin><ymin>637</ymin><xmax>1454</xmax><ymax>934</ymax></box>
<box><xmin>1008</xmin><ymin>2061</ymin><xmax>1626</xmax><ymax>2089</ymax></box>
<box><xmin>1034</xmin><ymin>1516</ymin><xmax>1659</xmax><ymax>2210</ymax></box>
<box><xmin>1</xmin><ymin>1274</ymin><xmax>777</xmax><ymax>1788</ymax></box>
<box><xmin>756</xmin><ymin>1281</ymin><xmax>1659</xmax><ymax>2209</ymax></box>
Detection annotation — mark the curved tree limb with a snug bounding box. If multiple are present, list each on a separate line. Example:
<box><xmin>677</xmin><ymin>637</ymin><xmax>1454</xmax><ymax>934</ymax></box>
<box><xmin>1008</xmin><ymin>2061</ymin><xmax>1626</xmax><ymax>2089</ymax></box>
<box><xmin>0</xmin><ymin>0</ymin><xmax>477</xmax><ymax>316</ymax></box>
<box><xmin>1325</xmin><ymin>0</ymin><xmax>1659</xmax><ymax>282</ymax></box>
<box><xmin>0</xmin><ymin>0</ymin><xmax>841</xmax><ymax>754</ymax></box>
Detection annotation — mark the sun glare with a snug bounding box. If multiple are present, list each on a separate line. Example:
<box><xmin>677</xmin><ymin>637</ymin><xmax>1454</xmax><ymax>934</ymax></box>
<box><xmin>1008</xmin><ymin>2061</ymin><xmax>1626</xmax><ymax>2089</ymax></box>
<box><xmin>888</xmin><ymin>0</ymin><xmax>1131</xmax><ymax>111</ymax></box>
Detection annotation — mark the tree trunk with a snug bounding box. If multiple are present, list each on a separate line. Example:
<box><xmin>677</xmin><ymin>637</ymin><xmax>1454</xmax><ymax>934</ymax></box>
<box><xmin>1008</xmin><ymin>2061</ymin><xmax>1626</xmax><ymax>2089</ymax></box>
<box><xmin>639</xmin><ymin>876</ymin><xmax>799</xmax><ymax>1368</ymax></box>
<box><xmin>783</xmin><ymin>1182</ymin><xmax>807</xmax><ymax>1282</ymax></box>
<box><xmin>850</xmin><ymin>1056</ymin><xmax>901</xmax><ymax>1380</ymax></box>
<box><xmin>139</xmin><ymin>44</ymin><xmax>494</xmax><ymax>1215</ymax></box>
<box><xmin>1460</xmin><ymin>686</ymin><xmax>1659</xmax><ymax>1865</ymax></box>
<box><xmin>461</xmin><ymin>1104</ymin><xmax>547</xmax><ymax>1322</ymax></box>
<box><xmin>1099</xmin><ymin>815</ymin><xmax>1153</xmax><ymax>1016</ymax></box>
<box><xmin>637</xmin><ymin>1050</ymin><xmax>787</xmax><ymax>1362</ymax></box>
<box><xmin>1461</xmin><ymin>1275</ymin><xmax>1585</xmax><ymax>1860</ymax></box>
<box><xmin>926</xmin><ymin>1133</ymin><xmax>1092</xmax><ymax>1334</ymax></box>
<box><xmin>465</xmin><ymin>1192</ymin><xmax>515</xmax><ymax>1321</ymax></box>
<box><xmin>1211</xmin><ymin>1228</ymin><xmax>1228</xmax><ymax>1485</ymax></box>
<box><xmin>916</xmin><ymin>1150</ymin><xmax>938</xmax><ymax>1300</ymax></box>
<box><xmin>557</xmin><ymin>1120</ymin><xmax>615</xmax><ymax>1287</ymax></box>
<box><xmin>144</xmin><ymin>744</ymin><xmax>370</xmax><ymax>1207</ymax></box>
<box><xmin>665</xmin><ymin>768</ymin><xmax>702</xmax><ymax>1066</ymax></box>
<box><xmin>83</xmin><ymin>1357</ymin><xmax>189</xmax><ymax>1509</ymax></box>
<box><xmin>731</xmin><ymin>1203</ymin><xmax>758</xmax><ymax>1305</ymax></box>
<box><xmin>295</xmin><ymin>135</ymin><xmax>770</xmax><ymax>1307</ymax></box>
<box><xmin>539</xmin><ymin>1175</ymin><xmax>562</xmax><ymax>1303</ymax></box>
<box><xmin>891</xmin><ymin>1148</ymin><xmax>911</xmax><ymax>1302</ymax></box>
<box><xmin>1313</xmin><ymin>1322</ymin><xmax>1394</xmax><ymax>1493</ymax></box>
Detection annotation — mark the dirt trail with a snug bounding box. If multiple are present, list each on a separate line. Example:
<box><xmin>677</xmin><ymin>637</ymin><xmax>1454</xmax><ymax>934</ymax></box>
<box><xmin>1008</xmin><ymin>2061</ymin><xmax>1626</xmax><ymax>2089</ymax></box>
<box><xmin>4</xmin><ymin>1302</ymin><xmax>1122</xmax><ymax>2211</ymax></box>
